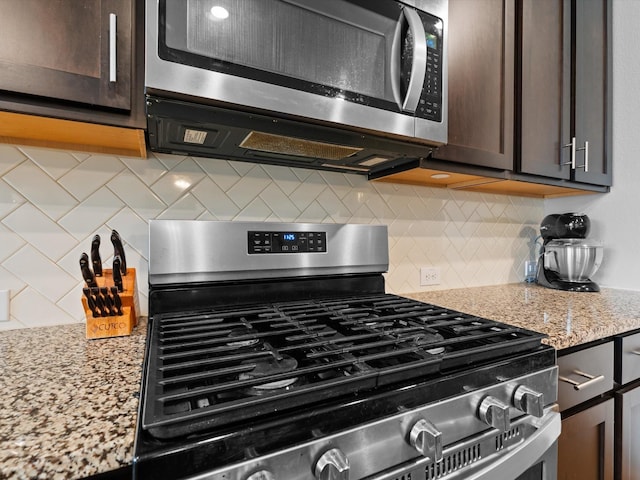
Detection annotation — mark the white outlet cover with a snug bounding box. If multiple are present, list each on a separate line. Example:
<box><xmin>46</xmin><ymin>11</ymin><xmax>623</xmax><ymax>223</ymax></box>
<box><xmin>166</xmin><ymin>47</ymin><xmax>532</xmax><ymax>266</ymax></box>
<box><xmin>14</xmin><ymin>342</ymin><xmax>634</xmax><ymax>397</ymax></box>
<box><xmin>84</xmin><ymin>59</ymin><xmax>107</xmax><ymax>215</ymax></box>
<box><xmin>420</xmin><ymin>267</ymin><xmax>441</xmax><ymax>286</ymax></box>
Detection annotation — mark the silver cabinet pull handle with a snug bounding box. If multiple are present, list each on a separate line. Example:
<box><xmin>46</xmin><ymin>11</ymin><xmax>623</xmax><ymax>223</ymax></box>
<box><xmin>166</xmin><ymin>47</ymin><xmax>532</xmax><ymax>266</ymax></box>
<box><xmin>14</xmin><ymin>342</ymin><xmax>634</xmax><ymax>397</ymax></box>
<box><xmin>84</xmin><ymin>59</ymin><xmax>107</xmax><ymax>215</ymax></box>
<box><xmin>562</xmin><ymin>137</ymin><xmax>576</xmax><ymax>169</ymax></box>
<box><xmin>576</xmin><ymin>140</ymin><xmax>589</xmax><ymax>172</ymax></box>
<box><xmin>559</xmin><ymin>370</ymin><xmax>604</xmax><ymax>391</ymax></box>
<box><xmin>584</xmin><ymin>140</ymin><xmax>589</xmax><ymax>172</ymax></box>
<box><xmin>109</xmin><ymin>13</ymin><xmax>117</xmax><ymax>82</ymax></box>
<box><xmin>630</xmin><ymin>350</ymin><xmax>640</xmax><ymax>356</ymax></box>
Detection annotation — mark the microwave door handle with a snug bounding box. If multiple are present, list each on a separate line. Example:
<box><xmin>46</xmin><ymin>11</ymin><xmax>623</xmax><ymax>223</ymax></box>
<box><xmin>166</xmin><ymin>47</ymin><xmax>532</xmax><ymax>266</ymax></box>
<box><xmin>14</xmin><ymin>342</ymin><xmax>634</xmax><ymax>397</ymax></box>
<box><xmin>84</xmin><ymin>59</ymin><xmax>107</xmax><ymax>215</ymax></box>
<box><xmin>390</xmin><ymin>8</ymin><xmax>428</xmax><ymax>113</ymax></box>
<box><xmin>390</xmin><ymin>13</ymin><xmax>404</xmax><ymax>109</ymax></box>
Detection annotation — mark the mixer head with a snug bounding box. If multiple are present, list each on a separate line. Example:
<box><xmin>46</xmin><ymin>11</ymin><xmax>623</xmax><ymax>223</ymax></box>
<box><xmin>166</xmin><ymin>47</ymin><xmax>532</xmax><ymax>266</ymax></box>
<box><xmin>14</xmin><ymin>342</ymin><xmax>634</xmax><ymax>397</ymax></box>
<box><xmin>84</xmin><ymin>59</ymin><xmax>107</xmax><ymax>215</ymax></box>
<box><xmin>540</xmin><ymin>213</ymin><xmax>590</xmax><ymax>240</ymax></box>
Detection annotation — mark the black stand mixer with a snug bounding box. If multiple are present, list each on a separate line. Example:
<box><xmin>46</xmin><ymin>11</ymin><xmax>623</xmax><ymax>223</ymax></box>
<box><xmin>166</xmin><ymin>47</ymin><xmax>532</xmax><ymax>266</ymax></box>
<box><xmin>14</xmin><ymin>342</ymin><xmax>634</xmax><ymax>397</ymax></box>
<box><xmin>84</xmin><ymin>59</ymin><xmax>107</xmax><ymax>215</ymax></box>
<box><xmin>537</xmin><ymin>213</ymin><xmax>603</xmax><ymax>292</ymax></box>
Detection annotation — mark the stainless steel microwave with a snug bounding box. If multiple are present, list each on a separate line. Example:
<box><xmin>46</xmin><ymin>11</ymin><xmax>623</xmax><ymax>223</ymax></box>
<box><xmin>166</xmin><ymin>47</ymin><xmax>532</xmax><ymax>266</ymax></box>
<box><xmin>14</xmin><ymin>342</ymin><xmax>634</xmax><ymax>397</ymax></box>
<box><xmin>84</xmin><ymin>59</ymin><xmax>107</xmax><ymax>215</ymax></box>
<box><xmin>145</xmin><ymin>0</ymin><xmax>448</xmax><ymax>174</ymax></box>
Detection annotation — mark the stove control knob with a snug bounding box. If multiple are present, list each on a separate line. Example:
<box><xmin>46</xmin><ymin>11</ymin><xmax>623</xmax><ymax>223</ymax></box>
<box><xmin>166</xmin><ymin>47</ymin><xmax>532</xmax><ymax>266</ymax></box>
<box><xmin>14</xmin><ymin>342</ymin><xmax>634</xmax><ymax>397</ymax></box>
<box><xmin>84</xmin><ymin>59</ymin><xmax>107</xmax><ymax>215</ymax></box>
<box><xmin>478</xmin><ymin>395</ymin><xmax>511</xmax><ymax>432</ymax></box>
<box><xmin>513</xmin><ymin>385</ymin><xmax>544</xmax><ymax>417</ymax></box>
<box><xmin>409</xmin><ymin>418</ymin><xmax>443</xmax><ymax>462</ymax></box>
<box><xmin>314</xmin><ymin>448</ymin><xmax>350</xmax><ymax>480</ymax></box>
<box><xmin>246</xmin><ymin>471</ymin><xmax>275</xmax><ymax>480</ymax></box>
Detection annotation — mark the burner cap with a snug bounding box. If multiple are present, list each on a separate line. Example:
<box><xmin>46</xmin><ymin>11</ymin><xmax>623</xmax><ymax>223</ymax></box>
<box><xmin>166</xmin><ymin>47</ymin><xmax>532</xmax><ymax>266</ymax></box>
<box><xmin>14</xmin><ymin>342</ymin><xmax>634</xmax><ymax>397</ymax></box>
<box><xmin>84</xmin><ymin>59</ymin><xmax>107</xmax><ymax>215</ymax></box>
<box><xmin>226</xmin><ymin>329</ymin><xmax>260</xmax><ymax>347</ymax></box>
<box><xmin>425</xmin><ymin>346</ymin><xmax>446</xmax><ymax>355</ymax></box>
<box><xmin>406</xmin><ymin>332</ymin><xmax>444</xmax><ymax>346</ymax></box>
<box><xmin>239</xmin><ymin>354</ymin><xmax>299</xmax><ymax>393</ymax></box>
<box><xmin>250</xmin><ymin>378</ymin><xmax>298</xmax><ymax>390</ymax></box>
<box><xmin>242</xmin><ymin>354</ymin><xmax>298</xmax><ymax>378</ymax></box>
<box><xmin>402</xmin><ymin>332</ymin><xmax>446</xmax><ymax>355</ymax></box>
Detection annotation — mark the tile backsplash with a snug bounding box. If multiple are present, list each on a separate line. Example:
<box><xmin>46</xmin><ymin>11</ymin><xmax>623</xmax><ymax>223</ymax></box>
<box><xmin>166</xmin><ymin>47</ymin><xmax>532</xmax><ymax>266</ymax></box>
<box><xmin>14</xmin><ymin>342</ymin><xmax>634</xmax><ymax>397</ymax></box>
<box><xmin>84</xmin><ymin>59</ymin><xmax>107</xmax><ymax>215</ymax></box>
<box><xmin>0</xmin><ymin>144</ymin><xmax>543</xmax><ymax>329</ymax></box>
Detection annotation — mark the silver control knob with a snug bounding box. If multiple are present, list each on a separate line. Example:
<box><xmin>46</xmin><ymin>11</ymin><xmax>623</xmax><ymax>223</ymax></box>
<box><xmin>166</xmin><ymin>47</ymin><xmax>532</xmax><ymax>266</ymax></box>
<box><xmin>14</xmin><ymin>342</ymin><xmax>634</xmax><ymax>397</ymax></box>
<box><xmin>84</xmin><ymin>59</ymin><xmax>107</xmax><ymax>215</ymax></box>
<box><xmin>513</xmin><ymin>385</ymin><xmax>544</xmax><ymax>417</ymax></box>
<box><xmin>478</xmin><ymin>395</ymin><xmax>510</xmax><ymax>432</ymax></box>
<box><xmin>246</xmin><ymin>471</ymin><xmax>275</xmax><ymax>480</ymax></box>
<box><xmin>314</xmin><ymin>448</ymin><xmax>349</xmax><ymax>480</ymax></box>
<box><xmin>409</xmin><ymin>418</ymin><xmax>443</xmax><ymax>462</ymax></box>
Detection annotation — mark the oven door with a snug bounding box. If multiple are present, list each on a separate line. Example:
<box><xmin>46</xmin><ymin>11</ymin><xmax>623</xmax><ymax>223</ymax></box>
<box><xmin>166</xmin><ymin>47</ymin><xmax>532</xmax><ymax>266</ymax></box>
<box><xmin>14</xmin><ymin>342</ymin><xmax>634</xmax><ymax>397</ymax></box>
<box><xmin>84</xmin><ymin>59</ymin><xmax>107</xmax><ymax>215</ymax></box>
<box><xmin>146</xmin><ymin>0</ymin><xmax>447</xmax><ymax>142</ymax></box>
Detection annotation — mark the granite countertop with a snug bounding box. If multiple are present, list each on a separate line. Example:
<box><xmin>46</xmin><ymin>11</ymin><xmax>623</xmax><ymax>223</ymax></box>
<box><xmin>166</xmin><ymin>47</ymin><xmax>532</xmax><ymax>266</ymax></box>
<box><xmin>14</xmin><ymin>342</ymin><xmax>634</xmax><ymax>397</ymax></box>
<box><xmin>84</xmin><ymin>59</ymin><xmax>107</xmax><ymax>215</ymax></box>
<box><xmin>406</xmin><ymin>283</ymin><xmax>640</xmax><ymax>350</ymax></box>
<box><xmin>5</xmin><ymin>284</ymin><xmax>640</xmax><ymax>479</ymax></box>
<box><xmin>0</xmin><ymin>318</ymin><xmax>147</xmax><ymax>480</ymax></box>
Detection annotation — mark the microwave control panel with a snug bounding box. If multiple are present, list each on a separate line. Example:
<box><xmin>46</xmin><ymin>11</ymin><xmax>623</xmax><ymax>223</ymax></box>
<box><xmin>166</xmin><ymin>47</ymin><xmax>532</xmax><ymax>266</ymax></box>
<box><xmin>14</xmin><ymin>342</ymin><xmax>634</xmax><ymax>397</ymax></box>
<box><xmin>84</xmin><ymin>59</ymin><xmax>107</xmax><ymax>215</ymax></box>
<box><xmin>248</xmin><ymin>231</ymin><xmax>327</xmax><ymax>254</ymax></box>
<box><xmin>416</xmin><ymin>10</ymin><xmax>444</xmax><ymax>122</ymax></box>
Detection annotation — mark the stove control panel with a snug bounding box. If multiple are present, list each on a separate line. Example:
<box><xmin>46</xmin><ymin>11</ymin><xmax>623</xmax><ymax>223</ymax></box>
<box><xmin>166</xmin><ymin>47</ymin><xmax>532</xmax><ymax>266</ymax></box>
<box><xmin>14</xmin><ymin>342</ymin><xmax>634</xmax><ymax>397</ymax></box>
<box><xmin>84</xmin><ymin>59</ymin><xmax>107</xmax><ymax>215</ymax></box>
<box><xmin>248</xmin><ymin>231</ymin><xmax>327</xmax><ymax>254</ymax></box>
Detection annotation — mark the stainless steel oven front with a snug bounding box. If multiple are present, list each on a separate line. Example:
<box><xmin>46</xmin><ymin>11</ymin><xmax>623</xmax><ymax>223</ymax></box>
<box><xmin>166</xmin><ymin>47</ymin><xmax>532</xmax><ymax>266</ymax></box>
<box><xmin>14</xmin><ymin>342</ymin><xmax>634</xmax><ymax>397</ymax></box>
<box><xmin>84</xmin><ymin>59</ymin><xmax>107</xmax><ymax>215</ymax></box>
<box><xmin>135</xmin><ymin>221</ymin><xmax>559</xmax><ymax>480</ymax></box>
<box><xmin>184</xmin><ymin>369</ymin><xmax>560</xmax><ymax>480</ymax></box>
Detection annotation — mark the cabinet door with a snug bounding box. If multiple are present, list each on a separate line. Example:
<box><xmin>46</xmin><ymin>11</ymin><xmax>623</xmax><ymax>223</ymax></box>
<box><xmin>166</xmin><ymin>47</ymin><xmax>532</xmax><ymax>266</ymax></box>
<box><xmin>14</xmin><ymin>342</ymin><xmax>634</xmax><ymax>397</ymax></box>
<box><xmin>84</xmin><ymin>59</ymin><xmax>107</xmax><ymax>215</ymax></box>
<box><xmin>572</xmin><ymin>0</ymin><xmax>612</xmax><ymax>186</ymax></box>
<box><xmin>432</xmin><ymin>0</ymin><xmax>514</xmax><ymax>170</ymax></box>
<box><xmin>558</xmin><ymin>398</ymin><xmax>614</xmax><ymax>480</ymax></box>
<box><xmin>518</xmin><ymin>0</ymin><xmax>571</xmax><ymax>180</ymax></box>
<box><xmin>0</xmin><ymin>0</ymin><xmax>131</xmax><ymax>111</ymax></box>
<box><xmin>616</xmin><ymin>384</ymin><xmax>640</xmax><ymax>480</ymax></box>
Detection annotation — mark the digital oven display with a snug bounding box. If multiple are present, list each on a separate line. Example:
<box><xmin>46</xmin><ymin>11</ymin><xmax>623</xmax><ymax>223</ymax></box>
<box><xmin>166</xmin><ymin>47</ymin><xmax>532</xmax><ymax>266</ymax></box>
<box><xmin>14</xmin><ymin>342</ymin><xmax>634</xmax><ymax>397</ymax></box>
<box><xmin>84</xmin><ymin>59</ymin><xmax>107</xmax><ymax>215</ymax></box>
<box><xmin>248</xmin><ymin>231</ymin><xmax>326</xmax><ymax>254</ymax></box>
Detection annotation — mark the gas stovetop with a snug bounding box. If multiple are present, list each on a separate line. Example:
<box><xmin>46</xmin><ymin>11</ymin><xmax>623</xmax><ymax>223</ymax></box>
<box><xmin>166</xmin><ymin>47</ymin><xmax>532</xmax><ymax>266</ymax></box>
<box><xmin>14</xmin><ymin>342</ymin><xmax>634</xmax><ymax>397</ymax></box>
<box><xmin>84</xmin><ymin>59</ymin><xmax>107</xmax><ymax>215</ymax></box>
<box><xmin>142</xmin><ymin>293</ymin><xmax>546</xmax><ymax>439</ymax></box>
<box><xmin>135</xmin><ymin>220</ymin><xmax>557</xmax><ymax>480</ymax></box>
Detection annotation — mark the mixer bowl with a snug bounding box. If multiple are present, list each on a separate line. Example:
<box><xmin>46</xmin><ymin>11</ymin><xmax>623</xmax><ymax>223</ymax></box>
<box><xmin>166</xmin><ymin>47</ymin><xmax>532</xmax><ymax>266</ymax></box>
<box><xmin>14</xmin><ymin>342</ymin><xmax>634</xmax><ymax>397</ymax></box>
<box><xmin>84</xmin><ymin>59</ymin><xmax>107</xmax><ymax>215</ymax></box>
<box><xmin>543</xmin><ymin>239</ymin><xmax>603</xmax><ymax>282</ymax></box>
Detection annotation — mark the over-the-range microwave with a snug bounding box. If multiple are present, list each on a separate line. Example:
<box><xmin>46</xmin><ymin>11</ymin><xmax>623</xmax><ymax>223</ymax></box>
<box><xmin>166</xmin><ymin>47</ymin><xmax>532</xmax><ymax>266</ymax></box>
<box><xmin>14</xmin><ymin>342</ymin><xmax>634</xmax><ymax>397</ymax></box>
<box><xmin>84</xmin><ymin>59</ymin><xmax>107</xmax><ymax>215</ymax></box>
<box><xmin>145</xmin><ymin>0</ymin><xmax>448</xmax><ymax>175</ymax></box>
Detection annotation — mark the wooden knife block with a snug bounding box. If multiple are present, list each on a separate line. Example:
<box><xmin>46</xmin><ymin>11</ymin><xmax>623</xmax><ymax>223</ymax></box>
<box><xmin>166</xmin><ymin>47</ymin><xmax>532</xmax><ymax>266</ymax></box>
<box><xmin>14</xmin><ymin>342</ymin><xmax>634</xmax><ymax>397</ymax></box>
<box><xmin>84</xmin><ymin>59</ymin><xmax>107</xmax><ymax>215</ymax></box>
<box><xmin>82</xmin><ymin>268</ymin><xmax>139</xmax><ymax>339</ymax></box>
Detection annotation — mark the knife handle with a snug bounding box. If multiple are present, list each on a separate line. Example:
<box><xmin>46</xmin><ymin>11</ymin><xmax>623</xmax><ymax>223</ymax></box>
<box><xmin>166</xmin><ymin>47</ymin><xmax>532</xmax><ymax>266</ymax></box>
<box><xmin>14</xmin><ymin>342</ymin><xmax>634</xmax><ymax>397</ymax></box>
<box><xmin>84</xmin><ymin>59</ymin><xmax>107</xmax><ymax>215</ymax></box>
<box><xmin>113</xmin><ymin>255</ymin><xmax>124</xmax><ymax>292</ymax></box>
<box><xmin>110</xmin><ymin>286</ymin><xmax>123</xmax><ymax>316</ymax></box>
<box><xmin>91</xmin><ymin>234</ymin><xmax>102</xmax><ymax>277</ymax></box>
<box><xmin>100</xmin><ymin>287</ymin><xmax>117</xmax><ymax>316</ymax></box>
<box><xmin>83</xmin><ymin>287</ymin><xmax>100</xmax><ymax>318</ymax></box>
<box><xmin>111</xmin><ymin>230</ymin><xmax>127</xmax><ymax>276</ymax></box>
<box><xmin>80</xmin><ymin>253</ymin><xmax>98</xmax><ymax>288</ymax></box>
<box><xmin>91</xmin><ymin>287</ymin><xmax>108</xmax><ymax>317</ymax></box>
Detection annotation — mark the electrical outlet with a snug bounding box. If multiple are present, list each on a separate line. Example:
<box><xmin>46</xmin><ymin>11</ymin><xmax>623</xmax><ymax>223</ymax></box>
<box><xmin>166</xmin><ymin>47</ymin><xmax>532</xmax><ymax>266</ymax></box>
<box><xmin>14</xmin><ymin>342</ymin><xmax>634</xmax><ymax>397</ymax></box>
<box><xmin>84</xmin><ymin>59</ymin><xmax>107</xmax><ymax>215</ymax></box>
<box><xmin>420</xmin><ymin>267</ymin><xmax>441</xmax><ymax>286</ymax></box>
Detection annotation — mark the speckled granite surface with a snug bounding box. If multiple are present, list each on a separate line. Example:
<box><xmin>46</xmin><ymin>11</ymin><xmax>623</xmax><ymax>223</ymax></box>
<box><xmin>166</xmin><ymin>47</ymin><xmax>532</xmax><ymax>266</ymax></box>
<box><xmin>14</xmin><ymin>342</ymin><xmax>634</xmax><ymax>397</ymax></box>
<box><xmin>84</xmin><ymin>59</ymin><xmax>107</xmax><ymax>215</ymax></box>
<box><xmin>4</xmin><ymin>284</ymin><xmax>640</xmax><ymax>479</ymax></box>
<box><xmin>0</xmin><ymin>318</ymin><xmax>147</xmax><ymax>480</ymax></box>
<box><xmin>406</xmin><ymin>283</ymin><xmax>640</xmax><ymax>350</ymax></box>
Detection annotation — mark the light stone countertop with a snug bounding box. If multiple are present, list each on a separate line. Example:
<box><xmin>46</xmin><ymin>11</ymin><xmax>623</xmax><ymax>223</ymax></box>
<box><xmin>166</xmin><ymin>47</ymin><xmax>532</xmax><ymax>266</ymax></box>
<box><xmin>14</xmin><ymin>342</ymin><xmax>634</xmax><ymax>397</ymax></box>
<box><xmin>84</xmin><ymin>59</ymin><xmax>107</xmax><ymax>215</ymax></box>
<box><xmin>405</xmin><ymin>283</ymin><xmax>640</xmax><ymax>350</ymax></box>
<box><xmin>0</xmin><ymin>318</ymin><xmax>147</xmax><ymax>480</ymax></box>
<box><xmin>4</xmin><ymin>284</ymin><xmax>640</xmax><ymax>479</ymax></box>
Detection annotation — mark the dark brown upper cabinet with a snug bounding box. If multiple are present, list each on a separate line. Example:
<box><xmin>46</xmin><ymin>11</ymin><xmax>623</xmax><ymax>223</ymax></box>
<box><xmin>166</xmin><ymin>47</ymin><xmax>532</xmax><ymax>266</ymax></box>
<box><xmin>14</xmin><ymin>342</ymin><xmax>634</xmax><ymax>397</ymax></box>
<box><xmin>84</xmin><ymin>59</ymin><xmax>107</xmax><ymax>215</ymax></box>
<box><xmin>571</xmin><ymin>0</ymin><xmax>612</xmax><ymax>186</ymax></box>
<box><xmin>518</xmin><ymin>0</ymin><xmax>571</xmax><ymax>181</ymax></box>
<box><xmin>0</xmin><ymin>0</ymin><xmax>132</xmax><ymax>112</ymax></box>
<box><xmin>0</xmin><ymin>0</ymin><xmax>146</xmax><ymax>156</ymax></box>
<box><xmin>519</xmin><ymin>0</ymin><xmax>612</xmax><ymax>187</ymax></box>
<box><xmin>429</xmin><ymin>0</ymin><xmax>611</xmax><ymax>188</ymax></box>
<box><xmin>433</xmin><ymin>0</ymin><xmax>515</xmax><ymax>171</ymax></box>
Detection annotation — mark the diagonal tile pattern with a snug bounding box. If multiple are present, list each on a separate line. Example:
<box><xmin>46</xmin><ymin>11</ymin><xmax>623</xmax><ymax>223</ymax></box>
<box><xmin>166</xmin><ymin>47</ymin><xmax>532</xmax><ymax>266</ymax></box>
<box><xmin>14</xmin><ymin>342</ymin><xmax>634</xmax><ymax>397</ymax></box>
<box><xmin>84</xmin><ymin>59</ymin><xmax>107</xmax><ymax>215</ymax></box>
<box><xmin>0</xmin><ymin>144</ymin><xmax>544</xmax><ymax>329</ymax></box>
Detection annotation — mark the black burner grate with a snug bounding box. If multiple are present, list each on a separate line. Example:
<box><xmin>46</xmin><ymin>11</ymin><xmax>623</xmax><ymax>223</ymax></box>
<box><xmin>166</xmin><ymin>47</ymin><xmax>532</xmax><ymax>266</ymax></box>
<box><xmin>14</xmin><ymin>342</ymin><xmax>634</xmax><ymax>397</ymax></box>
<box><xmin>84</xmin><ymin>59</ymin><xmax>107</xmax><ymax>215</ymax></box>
<box><xmin>142</xmin><ymin>294</ymin><xmax>545</xmax><ymax>439</ymax></box>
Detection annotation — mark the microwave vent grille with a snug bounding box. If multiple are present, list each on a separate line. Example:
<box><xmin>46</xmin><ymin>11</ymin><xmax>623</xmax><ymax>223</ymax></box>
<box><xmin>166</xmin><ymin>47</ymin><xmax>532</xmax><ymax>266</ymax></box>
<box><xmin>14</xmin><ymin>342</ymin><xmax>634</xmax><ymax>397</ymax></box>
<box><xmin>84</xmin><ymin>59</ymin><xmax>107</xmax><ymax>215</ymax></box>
<box><xmin>240</xmin><ymin>131</ymin><xmax>362</xmax><ymax>161</ymax></box>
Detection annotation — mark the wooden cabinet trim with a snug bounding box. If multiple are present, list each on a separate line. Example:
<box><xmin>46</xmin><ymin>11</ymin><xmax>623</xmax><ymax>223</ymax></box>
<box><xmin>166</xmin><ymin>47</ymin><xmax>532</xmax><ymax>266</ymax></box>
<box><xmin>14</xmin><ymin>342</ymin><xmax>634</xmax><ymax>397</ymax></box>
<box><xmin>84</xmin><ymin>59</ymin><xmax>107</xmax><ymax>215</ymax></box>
<box><xmin>0</xmin><ymin>111</ymin><xmax>146</xmax><ymax>158</ymax></box>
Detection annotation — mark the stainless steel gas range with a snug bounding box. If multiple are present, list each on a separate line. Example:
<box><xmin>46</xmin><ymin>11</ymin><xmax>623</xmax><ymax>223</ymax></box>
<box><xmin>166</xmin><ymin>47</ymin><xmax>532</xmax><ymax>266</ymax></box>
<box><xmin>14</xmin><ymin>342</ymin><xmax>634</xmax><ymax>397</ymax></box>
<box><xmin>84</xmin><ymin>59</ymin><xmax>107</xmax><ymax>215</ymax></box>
<box><xmin>133</xmin><ymin>220</ymin><xmax>560</xmax><ymax>480</ymax></box>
